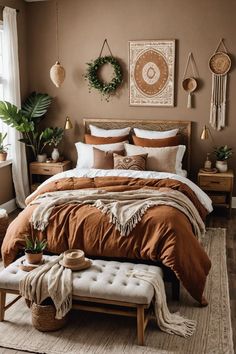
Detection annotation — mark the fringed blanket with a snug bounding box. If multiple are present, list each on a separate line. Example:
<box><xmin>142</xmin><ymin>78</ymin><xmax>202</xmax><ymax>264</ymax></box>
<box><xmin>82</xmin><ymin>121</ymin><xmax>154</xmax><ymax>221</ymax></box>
<box><xmin>30</xmin><ymin>188</ymin><xmax>205</xmax><ymax>240</ymax></box>
<box><xmin>128</xmin><ymin>270</ymin><xmax>196</xmax><ymax>337</ymax></box>
<box><xmin>19</xmin><ymin>255</ymin><xmax>72</xmax><ymax>319</ymax></box>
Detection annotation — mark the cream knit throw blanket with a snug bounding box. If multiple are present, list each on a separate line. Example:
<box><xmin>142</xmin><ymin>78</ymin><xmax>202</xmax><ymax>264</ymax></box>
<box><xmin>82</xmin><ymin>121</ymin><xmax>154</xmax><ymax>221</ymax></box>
<box><xmin>19</xmin><ymin>255</ymin><xmax>72</xmax><ymax>319</ymax></box>
<box><xmin>30</xmin><ymin>188</ymin><xmax>205</xmax><ymax>240</ymax></box>
<box><xmin>128</xmin><ymin>270</ymin><xmax>196</xmax><ymax>337</ymax></box>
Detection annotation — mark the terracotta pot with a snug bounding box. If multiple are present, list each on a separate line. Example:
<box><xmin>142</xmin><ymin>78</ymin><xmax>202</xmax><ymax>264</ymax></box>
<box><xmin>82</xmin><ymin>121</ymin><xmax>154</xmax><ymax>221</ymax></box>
<box><xmin>25</xmin><ymin>252</ymin><xmax>43</xmax><ymax>265</ymax></box>
<box><xmin>0</xmin><ymin>152</ymin><xmax>7</xmax><ymax>161</ymax></box>
<box><xmin>216</xmin><ymin>160</ymin><xmax>228</xmax><ymax>173</ymax></box>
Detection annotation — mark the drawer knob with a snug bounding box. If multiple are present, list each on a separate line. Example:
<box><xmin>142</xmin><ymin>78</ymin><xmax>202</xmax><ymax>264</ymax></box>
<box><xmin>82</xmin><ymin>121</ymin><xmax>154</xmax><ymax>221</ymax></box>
<box><xmin>43</xmin><ymin>168</ymin><xmax>50</xmax><ymax>172</ymax></box>
<box><xmin>211</xmin><ymin>181</ymin><xmax>220</xmax><ymax>184</ymax></box>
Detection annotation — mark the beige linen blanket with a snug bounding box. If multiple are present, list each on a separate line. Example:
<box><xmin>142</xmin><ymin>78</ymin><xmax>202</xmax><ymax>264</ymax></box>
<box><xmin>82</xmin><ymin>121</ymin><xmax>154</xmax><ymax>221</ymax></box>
<box><xmin>19</xmin><ymin>255</ymin><xmax>72</xmax><ymax>319</ymax></box>
<box><xmin>30</xmin><ymin>188</ymin><xmax>205</xmax><ymax>240</ymax></box>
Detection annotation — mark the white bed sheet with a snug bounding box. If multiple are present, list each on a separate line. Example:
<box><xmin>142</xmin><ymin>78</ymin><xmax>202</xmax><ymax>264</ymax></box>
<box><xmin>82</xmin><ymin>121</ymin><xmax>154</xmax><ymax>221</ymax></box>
<box><xmin>27</xmin><ymin>168</ymin><xmax>213</xmax><ymax>213</ymax></box>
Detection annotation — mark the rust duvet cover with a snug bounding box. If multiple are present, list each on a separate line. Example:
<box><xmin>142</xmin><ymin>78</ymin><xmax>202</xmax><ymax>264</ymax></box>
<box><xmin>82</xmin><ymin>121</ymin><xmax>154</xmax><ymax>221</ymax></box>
<box><xmin>2</xmin><ymin>175</ymin><xmax>211</xmax><ymax>305</ymax></box>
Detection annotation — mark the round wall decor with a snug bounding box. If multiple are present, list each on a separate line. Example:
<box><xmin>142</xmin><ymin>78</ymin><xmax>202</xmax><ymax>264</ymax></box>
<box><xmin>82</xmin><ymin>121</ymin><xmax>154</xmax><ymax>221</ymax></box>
<box><xmin>134</xmin><ymin>49</ymin><xmax>169</xmax><ymax>96</ymax></box>
<box><xmin>209</xmin><ymin>51</ymin><xmax>231</xmax><ymax>75</ymax></box>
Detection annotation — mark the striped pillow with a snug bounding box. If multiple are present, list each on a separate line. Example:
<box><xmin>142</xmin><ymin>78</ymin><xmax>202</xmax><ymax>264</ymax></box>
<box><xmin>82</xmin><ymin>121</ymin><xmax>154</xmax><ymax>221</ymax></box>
<box><xmin>113</xmin><ymin>154</ymin><xmax>147</xmax><ymax>171</ymax></box>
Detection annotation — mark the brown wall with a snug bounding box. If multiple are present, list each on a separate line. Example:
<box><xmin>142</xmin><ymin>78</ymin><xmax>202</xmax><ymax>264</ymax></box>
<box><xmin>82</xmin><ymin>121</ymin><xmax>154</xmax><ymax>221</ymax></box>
<box><xmin>24</xmin><ymin>0</ymin><xmax>236</xmax><ymax>192</ymax></box>
<box><xmin>0</xmin><ymin>164</ymin><xmax>14</xmax><ymax>204</ymax></box>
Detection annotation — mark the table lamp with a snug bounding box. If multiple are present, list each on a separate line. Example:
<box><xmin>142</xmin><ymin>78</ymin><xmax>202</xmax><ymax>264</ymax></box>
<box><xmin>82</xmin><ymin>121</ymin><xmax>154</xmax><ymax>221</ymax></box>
<box><xmin>200</xmin><ymin>125</ymin><xmax>216</xmax><ymax>173</ymax></box>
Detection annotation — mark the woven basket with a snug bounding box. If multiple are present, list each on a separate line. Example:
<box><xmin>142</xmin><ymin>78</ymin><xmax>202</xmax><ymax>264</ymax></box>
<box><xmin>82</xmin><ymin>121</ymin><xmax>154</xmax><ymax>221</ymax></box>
<box><xmin>0</xmin><ymin>210</ymin><xmax>9</xmax><ymax>254</ymax></box>
<box><xmin>31</xmin><ymin>299</ymin><xmax>68</xmax><ymax>332</ymax></box>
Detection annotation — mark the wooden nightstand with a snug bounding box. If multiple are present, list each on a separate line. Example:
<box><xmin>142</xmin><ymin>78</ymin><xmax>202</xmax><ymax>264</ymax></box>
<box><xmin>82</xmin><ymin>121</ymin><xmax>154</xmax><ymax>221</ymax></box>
<box><xmin>29</xmin><ymin>160</ymin><xmax>72</xmax><ymax>192</ymax></box>
<box><xmin>198</xmin><ymin>169</ymin><xmax>234</xmax><ymax>217</ymax></box>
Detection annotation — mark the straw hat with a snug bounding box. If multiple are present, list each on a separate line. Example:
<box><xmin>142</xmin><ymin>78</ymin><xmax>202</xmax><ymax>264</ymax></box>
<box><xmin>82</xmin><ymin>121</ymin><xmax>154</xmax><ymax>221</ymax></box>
<box><xmin>59</xmin><ymin>249</ymin><xmax>92</xmax><ymax>271</ymax></box>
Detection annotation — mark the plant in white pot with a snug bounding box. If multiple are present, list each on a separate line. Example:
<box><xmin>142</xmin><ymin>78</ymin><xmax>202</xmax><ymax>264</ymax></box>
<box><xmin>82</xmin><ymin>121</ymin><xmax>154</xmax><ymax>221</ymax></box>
<box><xmin>24</xmin><ymin>235</ymin><xmax>47</xmax><ymax>264</ymax></box>
<box><xmin>214</xmin><ymin>145</ymin><xmax>233</xmax><ymax>172</ymax></box>
<box><xmin>46</xmin><ymin>127</ymin><xmax>64</xmax><ymax>162</ymax></box>
<box><xmin>0</xmin><ymin>132</ymin><xmax>9</xmax><ymax>161</ymax></box>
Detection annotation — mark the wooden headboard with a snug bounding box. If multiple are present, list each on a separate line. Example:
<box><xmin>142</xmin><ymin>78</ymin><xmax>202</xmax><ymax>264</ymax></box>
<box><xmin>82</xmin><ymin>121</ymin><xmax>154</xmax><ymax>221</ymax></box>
<box><xmin>84</xmin><ymin>118</ymin><xmax>192</xmax><ymax>172</ymax></box>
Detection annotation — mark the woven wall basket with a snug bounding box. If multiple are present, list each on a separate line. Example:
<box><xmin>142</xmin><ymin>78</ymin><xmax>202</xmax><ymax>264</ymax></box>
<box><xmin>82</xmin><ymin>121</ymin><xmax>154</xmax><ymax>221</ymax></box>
<box><xmin>31</xmin><ymin>299</ymin><xmax>68</xmax><ymax>332</ymax></box>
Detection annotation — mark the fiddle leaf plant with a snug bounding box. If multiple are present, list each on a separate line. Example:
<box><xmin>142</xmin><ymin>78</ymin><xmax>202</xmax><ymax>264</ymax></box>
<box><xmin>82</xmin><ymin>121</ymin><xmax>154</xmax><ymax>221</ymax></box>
<box><xmin>0</xmin><ymin>92</ymin><xmax>53</xmax><ymax>159</ymax></box>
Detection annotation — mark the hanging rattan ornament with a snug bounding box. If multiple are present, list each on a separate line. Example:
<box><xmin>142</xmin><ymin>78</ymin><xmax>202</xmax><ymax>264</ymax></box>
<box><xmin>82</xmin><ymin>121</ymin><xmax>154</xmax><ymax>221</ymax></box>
<box><xmin>182</xmin><ymin>52</ymin><xmax>198</xmax><ymax>108</ymax></box>
<box><xmin>50</xmin><ymin>1</ymin><xmax>66</xmax><ymax>88</ymax></box>
<box><xmin>209</xmin><ymin>39</ymin><xmax>231</xmax><ymax>131</ymax></box>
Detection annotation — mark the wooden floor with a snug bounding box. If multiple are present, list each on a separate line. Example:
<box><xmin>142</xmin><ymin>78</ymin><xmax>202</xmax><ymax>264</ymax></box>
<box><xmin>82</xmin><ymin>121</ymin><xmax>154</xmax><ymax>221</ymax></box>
<box><xmin>0</xmin><ymin>209</ymin><xmax>235</xmax><ymax>354</ymax></box>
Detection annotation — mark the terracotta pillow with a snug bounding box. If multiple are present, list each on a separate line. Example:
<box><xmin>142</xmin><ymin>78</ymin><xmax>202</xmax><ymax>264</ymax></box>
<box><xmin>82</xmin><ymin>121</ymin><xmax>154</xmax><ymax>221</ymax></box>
<box><xmin>132</xmin><ymin>135</ymin><xmax>181</xmax><ymax>147</ymax></box>
<box><xmin>113</xmin><ymin>153</ymin><xmax>148</xmax><ymax>171</ymax></box>
<box><xmin>85</xmin><ymin>134</ymin><xmax>129</xmax><ymax>145</ymax></box>
<box><xmin>92</xmin><ymin>147</ymin><xmax>124</xmax><ymax>169</ymax></box>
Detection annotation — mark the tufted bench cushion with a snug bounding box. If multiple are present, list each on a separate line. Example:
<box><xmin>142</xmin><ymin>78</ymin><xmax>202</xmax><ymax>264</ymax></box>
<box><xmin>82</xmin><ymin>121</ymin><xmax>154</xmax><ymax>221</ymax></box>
<box><xmin>0</xmin><ymin>256</ymin><xmax>163</xmax><ymax>345</ymax></box>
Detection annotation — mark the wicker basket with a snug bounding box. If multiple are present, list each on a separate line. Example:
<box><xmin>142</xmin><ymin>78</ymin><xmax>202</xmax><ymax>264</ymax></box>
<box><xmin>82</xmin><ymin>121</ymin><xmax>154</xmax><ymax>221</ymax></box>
<box><xmin>31</xmin><ymin>298</ymin><xmax>68</xmax><ymax>332</ymax></box>
<box><xmin>0</xmin><ymin>209</ymin><xmax>9</xmax><ymax>254</ymax></box>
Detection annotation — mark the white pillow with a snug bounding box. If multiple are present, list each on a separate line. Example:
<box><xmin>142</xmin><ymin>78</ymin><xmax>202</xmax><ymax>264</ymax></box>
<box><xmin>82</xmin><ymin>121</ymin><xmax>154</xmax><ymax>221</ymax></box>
<box><xmin>125</xmin><ymin>143</ymin><xmax>186</xmax><ymax>175</ymax></box>
<box><xmin>134</xmin><ymin>127</ymin><xmax>178</xmax><ymax>139</ymax></box>
<box><xmin>75</xmin><ymin>141</ymin><xmax>126</xmax><ymax>168</ymax></box>
<box><xmin>90</xmin><ymin>124</ymin><xmax>131</xmax><ymax>137</ymax></box>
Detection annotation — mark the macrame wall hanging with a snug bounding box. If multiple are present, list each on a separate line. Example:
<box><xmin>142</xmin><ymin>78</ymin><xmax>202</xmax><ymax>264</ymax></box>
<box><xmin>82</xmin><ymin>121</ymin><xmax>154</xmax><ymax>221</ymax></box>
<box><xmin>209</xmin><ymin>39</ymin><xmax>231</xmax><ymax>130</ymax></box>
<box><xmin>182</xmin><ymin>52</ymin><xmax>198</xmax><ymax>108</ymax></box>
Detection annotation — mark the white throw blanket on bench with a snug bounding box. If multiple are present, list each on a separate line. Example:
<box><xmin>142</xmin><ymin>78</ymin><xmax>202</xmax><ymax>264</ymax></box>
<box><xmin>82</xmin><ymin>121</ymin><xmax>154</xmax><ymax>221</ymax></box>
<box><xmin>30</xmin><ymin>188</ymin><xmax>205</xmax><ymax>239</ymax></box>
<box><xmin>19</xmin><ymin>254</ymin><xmax>72</xmax><ymax>319</ymax></box>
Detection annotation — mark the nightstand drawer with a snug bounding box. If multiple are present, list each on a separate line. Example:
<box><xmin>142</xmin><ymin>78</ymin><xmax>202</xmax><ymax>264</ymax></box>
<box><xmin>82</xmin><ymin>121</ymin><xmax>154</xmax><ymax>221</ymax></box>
<box><xmin>30</xmin><ymin>164</ymin><xmax>63</xmax><ymax>175</ymax></box>
<box><xmin>199</xmin><ymin>175</ymin><xmax>232</xmax><ymax>191</ymax></box>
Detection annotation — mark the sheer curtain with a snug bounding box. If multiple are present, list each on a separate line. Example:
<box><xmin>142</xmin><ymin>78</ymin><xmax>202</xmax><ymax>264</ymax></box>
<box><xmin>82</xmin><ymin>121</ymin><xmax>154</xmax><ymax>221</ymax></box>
<box><xmin>2</xmin><ymin>7</ymin><xmax>29</xmax><ymax>208</ymax></box>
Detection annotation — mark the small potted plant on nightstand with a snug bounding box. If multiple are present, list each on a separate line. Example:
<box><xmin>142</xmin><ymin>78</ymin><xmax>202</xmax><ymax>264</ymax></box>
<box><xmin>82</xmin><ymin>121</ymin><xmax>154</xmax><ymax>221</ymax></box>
<box><xmin>24</xmin><ymin>236</ymin><xmax>47</xmax><ymax>264</ymax></box>
<box><xmin>214</xmin><ymin>145</ymin><xmax>233</xmax><ymax>172</ymax></box>
<box><xmin>46</xmin><ymin>127</ymin><xmax>64</xmax><ymax>162</ymax></box>
<box><xmin>0</xmin><ymin>132</ymin><xmax>9</xmax><ymax>161</ymax></box>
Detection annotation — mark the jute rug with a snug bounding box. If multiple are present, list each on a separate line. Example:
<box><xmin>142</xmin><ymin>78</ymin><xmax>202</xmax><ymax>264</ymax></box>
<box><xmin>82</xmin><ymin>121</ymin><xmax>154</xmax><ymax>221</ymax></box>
<box><xmin>0</xmin><ymin>228</ymin><xmax>234</xmax><ymax>354</ymax></box>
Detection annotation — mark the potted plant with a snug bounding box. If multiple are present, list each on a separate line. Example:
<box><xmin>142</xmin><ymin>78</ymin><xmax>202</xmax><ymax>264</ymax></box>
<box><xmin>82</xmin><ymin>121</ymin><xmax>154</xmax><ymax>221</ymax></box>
<box><xmin>0</xmin><ymin>92</ymin><xmax>53</xmax><ymax>161</ymax></box>
<box><xmin>0</xmin><ymin>132</ymin><xmax>9</xmax><ymax>161</ymax></box>
<box><xmin>45</xmin><ymin>127</ymin><xmax>64</xmax><ymax>162</ymax></box>
<box><xmin>24</xmin><ymin>235</ymin><xmax>47</xmax><ymax>264</ymax></box>
<box><xmin>214</xmin><ymin>145</ymin><xmax>233</xmax><ymax>172</ymax></box>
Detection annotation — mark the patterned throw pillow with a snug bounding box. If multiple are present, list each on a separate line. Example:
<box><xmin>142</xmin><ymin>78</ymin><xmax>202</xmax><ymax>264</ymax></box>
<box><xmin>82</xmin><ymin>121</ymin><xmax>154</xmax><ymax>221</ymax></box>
<box><xmin>113</xmin><ymin>154</ymin><xmax>147</xmax><ymax>171</ymax></box>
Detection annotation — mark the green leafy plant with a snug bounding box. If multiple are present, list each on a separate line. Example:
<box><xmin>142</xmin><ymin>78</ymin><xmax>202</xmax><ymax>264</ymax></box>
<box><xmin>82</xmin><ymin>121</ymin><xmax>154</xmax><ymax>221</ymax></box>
<box><xmin>45</xmin><ymin>127</ymin><xmax>64</xmax><ymax>147</ymax></box>
<box><xmin>214</xmin><ymin>145</ymin><xmax>233</xmax><ymax>161</ymax></box>
<box><xmin>0</xmin><ymin>132</ymin><xmax>9</xmax><ymax>153</ymax></box>
<box><xmin>0</xmin><ymin>92</ymin><xmax>53</xmax><ymax>159</ymax></box>
<box><xmin>25</xmin><ymin>236</ymin><xmax>47</xmax><ymax>254</ymax></box>
<box><xmin>84</xmin><ymin>56</ymin><xmax>123</xmax><ymax>101</ymax></box>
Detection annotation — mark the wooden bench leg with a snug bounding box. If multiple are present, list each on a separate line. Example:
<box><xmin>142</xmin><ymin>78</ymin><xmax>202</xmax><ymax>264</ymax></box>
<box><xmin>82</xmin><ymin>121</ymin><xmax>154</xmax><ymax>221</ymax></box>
<box><xmin>0</xmin><ymin>291</ymin><xmax>6</xmax><ymax>321</ymax></box>
<box><xmin>137</xmin><ymin>305</ymin><xmax>145</xmax><ymax>346</ymax></box>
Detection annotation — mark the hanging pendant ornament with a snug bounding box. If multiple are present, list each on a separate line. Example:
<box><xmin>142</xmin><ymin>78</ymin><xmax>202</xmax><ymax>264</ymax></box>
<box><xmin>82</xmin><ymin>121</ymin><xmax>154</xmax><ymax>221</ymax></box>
<box><xmin>209</xmin><ymin>39</ymin><xmax>231</xmax><ymax>131</ymax></box>
<box><xmin>182</xmin><ymin>52</ymin><xmax>198</xmax><ymax>108</ymax></box>
<box><xmin>50</xmin><ymin>1</ymin><xmax>66</xmax><ymax>88</ymax></box>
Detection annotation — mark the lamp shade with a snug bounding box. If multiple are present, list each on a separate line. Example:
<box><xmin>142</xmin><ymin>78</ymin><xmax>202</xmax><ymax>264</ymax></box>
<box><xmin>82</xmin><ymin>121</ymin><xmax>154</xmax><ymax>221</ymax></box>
<box><xmin>64</xmin><ymin>116</ymin><xmax>73</xmax><ymax>130</ymax></box>
<box><xmin>200</xmin><ymin>125</ymin><xmax>209</xmax><ymax>140</ymax></box>
<box><xmin>50</xmin><ymin>61</ymin><xmax>66</xmax><ymax>88</ymax></box>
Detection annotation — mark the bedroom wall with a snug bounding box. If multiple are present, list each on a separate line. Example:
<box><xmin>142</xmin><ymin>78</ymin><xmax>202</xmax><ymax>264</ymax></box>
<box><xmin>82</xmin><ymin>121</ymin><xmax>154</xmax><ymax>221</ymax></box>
<box><xmin>25</xmin><ymin>0</ymin><xmax>236</xmax><ymax>190</ymax></box>
<box><xmin>0</xmin><ymin>164</ymin><xmax>14</xmax><ymax>205</ymax></box>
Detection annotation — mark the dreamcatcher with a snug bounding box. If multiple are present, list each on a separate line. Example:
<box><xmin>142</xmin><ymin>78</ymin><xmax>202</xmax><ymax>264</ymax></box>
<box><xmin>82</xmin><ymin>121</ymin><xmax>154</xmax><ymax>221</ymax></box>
<box><xmin>209</xmin><ymin>39</ymin><xmax>231</xmax><ymax>130</ymax></box>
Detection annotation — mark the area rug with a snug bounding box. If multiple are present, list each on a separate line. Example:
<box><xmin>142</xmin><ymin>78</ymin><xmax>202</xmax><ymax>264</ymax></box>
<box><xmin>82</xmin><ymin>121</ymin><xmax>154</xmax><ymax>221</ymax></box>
<box><xmin>0</xmin><ymin>228</ymin><xmax>234</xmax><ymax>354</ymax></box>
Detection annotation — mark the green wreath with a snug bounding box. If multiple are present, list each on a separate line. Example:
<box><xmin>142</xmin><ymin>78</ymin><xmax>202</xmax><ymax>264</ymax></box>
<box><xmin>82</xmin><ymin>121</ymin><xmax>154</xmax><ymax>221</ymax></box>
<box><xmin>85</xmin><ymin>56</ymin><xmax>123</xmax><ymax>100</ymax></box>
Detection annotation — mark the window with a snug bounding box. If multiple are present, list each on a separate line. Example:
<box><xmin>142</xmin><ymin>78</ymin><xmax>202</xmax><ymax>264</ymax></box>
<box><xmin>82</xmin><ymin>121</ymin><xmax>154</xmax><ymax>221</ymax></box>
<box><xmin>0</xmin><ymin>21</ymin><xmax>3</xmax><ymax>100</ymax></box>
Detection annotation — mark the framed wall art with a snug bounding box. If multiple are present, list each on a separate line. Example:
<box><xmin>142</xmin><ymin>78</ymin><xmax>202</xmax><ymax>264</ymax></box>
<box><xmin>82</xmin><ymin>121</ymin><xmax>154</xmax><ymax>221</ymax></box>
<box><xmin>129</xmin><ymin>40</ymin><xmax>175</xmax><ymax>107</ymax></box>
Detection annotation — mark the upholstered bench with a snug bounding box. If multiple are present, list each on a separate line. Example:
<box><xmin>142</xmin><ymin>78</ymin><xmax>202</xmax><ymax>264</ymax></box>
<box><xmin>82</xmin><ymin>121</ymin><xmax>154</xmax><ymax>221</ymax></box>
<box><xmin>0</xmin><ymin>256</ymin><xmax>163</xmax><ymax>345</ymax></box>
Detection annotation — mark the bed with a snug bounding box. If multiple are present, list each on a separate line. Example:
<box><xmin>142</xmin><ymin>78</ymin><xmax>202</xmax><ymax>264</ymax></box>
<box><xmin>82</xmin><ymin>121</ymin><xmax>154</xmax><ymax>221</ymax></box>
<box><xmin>1</xmin><ymin>119</ymin><xmax>212</xmax><ymax>306</ymax></box>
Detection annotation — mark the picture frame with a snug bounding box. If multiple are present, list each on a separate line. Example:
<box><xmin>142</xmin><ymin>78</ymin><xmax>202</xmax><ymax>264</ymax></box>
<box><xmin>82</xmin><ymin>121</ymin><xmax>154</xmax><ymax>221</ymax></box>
<box><xmin>129</xmin><ymin>40</ymin><xmax>175</xmax><ymax>107</ymax></box>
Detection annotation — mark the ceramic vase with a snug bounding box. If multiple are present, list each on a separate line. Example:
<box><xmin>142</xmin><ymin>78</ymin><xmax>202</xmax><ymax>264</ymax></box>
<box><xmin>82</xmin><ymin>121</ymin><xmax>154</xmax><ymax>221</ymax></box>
<box><xmin>51</xmin><ymin>147</ymin><xmax>60</xmax><ymax>162</ymax></box>
<box><xmin>50</xmin><ymin>61</ymin><xmax>66</xmax><ymax>88</ymax></box>
<box><xmin>37</xmin><ymin>154</ymin><xmax>47</xmax><ymax>163</ymax></box>
<box><xmin>216</xmin><ymin>160</ymin><xmax>228</xmax><ymax>173</ymax></box>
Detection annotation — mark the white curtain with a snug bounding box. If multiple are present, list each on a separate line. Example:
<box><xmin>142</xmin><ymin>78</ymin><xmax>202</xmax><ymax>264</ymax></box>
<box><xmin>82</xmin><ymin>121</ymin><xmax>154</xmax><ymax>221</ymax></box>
<box><xmin>3</xmin><ymin>7</ymin><xmax>29</xmax><ymax>208</ymax></box>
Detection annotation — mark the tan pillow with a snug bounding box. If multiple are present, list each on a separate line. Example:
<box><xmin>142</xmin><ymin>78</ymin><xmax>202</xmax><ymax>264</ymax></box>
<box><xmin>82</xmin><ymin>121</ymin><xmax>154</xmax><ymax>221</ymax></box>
<box><xmin>132</xmin><ymin>135</ymin><xmax>181</xmax><ymax>147</ymax></box>
<box><xmin>93</xmin><ymin>147</ymin><xmax>124</xmax><ymax>169</ymax></box>
<box><xmin>85</xmin><ymin>134</ymin><xmax>129</xmax><ymax>145</ymax></box>
<box><xmin>124</xmin><ymin>143</ymin><xmax>186</xmax><ymax>174</ymax></box>
<box><xmin>113</xmin><ymin>153</ymin><xmax>147</xmax><ymax>171</ymax></box>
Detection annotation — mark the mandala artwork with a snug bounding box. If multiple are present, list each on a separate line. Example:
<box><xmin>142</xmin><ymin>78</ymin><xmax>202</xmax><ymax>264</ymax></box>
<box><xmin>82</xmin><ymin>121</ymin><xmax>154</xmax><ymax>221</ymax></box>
<box><xmin>129</xmin><ymin>40</ymin><xmax>175</xmax><ymax>106</ymax></box>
